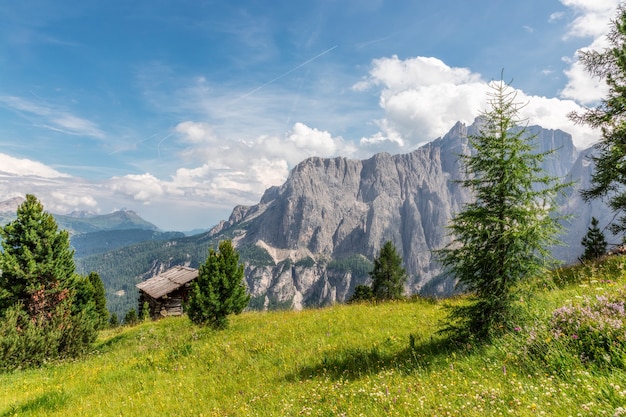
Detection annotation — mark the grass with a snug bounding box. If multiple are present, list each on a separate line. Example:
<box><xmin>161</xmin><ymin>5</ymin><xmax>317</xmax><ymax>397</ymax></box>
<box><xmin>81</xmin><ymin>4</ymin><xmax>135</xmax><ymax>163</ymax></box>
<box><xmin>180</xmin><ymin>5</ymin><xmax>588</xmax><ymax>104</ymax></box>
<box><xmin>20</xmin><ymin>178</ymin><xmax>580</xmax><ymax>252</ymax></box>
<box><xmin>2</xmin><ymin>258</ymin><xmax>626</xmax><ymax>416</ymax></box>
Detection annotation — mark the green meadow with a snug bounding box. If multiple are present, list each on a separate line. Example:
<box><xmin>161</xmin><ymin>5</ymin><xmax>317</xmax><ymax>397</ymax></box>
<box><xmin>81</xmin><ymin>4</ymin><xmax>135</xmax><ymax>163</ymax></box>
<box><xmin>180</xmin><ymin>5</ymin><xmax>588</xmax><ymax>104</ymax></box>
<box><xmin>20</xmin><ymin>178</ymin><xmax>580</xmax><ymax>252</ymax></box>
<box><xmin>2</xmin><ymin>257</ymin><xmax>626</xmax><ymax>416</ymax></box>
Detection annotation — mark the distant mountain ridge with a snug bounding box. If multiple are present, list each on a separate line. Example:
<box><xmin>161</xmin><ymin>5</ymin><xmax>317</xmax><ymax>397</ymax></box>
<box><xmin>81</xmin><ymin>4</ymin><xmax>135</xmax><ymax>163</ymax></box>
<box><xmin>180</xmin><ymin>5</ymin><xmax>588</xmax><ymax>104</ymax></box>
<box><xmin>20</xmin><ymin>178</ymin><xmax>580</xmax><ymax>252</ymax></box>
<box><xmin>0</xmin><ymin>203</ymin><xmax>175</xmax><ymax>266</ymax></box>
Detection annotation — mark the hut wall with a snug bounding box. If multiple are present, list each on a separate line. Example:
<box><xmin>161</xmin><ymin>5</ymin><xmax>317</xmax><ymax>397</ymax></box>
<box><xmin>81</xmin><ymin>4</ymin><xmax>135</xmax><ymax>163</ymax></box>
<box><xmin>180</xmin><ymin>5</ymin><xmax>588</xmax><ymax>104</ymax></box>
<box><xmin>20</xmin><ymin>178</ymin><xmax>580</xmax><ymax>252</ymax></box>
<box><xmin>139</xmin><ymin>285</ymin><xmax>192</xmax><ymax>319</ymax></box>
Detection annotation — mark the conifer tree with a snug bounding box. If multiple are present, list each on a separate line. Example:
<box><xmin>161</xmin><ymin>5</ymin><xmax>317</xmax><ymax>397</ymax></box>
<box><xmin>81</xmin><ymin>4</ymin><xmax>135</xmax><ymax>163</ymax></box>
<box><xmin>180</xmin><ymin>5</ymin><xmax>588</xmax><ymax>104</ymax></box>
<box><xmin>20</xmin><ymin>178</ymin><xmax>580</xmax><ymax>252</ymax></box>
<box><xmin>0</xmin><ymin>195</ymin><xmax>98</xmax><ymax>367</ymax></box>
<box><xmin>124</xmin><ymin>308</ymin><xmax>138</xmax><ymax>326</ymax></box>
<box><xmin>187</xmin><ymin>240</ymin><xmax>250</xmax><ymax>329</ymax></box>
<box><xmin>349</xmin><ymin>285</ymin><xmax>374</xmax><ymax>303</ymax></box>
<box><xmin>438</xmin><ymin>79</ymin><xmax>566</xmax><ymax>341</ymax></box>
<box><xmin>581</xmin><ymin>217</ymin><xmax>608</xmax><ymax>261</ymax></box>
<box><xmin>0</xmin><ymin>194</ymin><xmax>76</xmax><ymax>313</ymax></box>
<box><xmin>570</xmin><ymin>5</ymin><xmax>626</xmax><ymax>235</ymax></box>
<box><xmin>370</xmin><ymin>241</ymin><xmax>408</xmax><ymax>301</ymax></box>
<box><xmin>87</xmin><ymin>272</ymin><xmax>109</xmax><ymax>329</ymax></box>
<box><xmin>109</xmin><ymin>313</ymin><xmax>119</xmax><ymax>328</ymax></box>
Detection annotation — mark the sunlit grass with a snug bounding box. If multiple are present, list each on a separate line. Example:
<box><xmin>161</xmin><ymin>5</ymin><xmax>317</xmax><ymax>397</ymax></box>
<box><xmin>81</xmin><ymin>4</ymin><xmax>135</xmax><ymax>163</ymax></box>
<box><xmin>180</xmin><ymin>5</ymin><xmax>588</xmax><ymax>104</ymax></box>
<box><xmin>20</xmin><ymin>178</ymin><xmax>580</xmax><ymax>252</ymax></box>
<box><xmin>1</xmin><ymin>257</ymin><xmax>626</xmax><ymax>416</ymax></box>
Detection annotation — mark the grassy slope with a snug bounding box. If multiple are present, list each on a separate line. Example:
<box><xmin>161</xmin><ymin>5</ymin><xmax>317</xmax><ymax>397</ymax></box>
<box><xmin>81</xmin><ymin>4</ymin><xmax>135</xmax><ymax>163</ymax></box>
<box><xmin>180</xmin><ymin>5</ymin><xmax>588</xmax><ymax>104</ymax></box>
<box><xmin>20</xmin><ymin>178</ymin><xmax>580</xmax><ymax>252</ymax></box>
<box><xmin>2</xmin><ymin>260</ymin><xmax>626</xmax><ymax>416</ymax></box>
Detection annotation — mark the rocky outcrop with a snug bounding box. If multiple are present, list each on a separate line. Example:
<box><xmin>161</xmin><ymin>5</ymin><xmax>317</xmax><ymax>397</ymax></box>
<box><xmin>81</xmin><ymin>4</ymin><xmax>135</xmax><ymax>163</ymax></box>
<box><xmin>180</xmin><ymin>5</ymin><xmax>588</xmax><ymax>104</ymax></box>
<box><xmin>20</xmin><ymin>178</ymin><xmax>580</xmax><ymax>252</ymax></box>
<box><xmin>209</xmin><ymin>119</ymin><xmax>600</xmax><ymax>309</ymax></box>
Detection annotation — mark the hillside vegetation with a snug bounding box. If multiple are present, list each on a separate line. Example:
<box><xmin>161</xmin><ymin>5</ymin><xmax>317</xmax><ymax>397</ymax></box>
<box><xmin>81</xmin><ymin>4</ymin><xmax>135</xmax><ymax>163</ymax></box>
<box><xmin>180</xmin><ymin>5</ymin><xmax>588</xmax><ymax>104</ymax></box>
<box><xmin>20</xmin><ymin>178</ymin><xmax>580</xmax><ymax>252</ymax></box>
<box><xmin>2</xmin><ymin>257</ymin><xmax>626</xmax><ymax>416</ymax></box>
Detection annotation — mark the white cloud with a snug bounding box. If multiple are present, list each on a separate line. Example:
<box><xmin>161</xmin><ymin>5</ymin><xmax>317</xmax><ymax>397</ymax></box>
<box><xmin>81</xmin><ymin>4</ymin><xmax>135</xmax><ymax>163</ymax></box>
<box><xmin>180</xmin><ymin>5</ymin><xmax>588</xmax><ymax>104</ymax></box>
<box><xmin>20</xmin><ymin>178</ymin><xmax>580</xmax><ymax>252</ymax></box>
<box><xmin>560</xmin><ymin>0</ymin><xmax>619</xmax><ymax>40</ymax></box>
<box><xmin>167</xmin><ymin>121</ymin><xmax>354</xmax><ymax>206</ymax></box>
<box><xmin>550</xmin><ymin>11</ymin><xmax>566</xmax><ymax>22</ymax></box>
<box><xmin>354</xmin><ymin>56</ymin><xmax>488</xmax><ymax>147</ymax></box>
<box><xmin>0</xmin><ymin>95</ymin><xmax>105</xmax><ymax>139</ymax></box>
<box><xmin>355</xmin><ymin>55</ymin><xmax>598</xmax><ymax>149</ymax></box>
<box><xmin>559</xmin><ymin>0</ymin><xmax>620</xmax><ymax>104</ymax></box>
<box><xmin>107</xmin><ymin>173</ymin><xmax>165</xmax><ymax>202</ymax></box>
<box><xmin>0</xmin><ymin>153</ymin><xmax>70</xmax><ymax>178</ymax></box>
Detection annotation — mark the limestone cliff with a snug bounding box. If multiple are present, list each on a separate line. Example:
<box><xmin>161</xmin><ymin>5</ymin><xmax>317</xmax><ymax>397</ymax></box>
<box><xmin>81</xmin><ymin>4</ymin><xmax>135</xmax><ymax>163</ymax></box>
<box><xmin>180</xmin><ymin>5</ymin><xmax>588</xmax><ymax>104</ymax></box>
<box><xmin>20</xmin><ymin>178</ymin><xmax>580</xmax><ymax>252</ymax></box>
<box><xmin>208</xmin><ymin>120</ymin><xmax>592</xmax><ymax>309</ymax></box>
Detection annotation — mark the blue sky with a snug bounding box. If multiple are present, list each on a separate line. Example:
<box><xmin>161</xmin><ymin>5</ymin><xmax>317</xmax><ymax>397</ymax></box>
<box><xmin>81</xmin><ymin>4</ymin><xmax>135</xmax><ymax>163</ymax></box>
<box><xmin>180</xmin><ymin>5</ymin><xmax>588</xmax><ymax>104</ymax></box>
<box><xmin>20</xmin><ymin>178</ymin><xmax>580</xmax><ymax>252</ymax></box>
<box><xmin>0</xmin><ymin>0</ymin><xmax>618</xmax><ymax>231</ymax></box>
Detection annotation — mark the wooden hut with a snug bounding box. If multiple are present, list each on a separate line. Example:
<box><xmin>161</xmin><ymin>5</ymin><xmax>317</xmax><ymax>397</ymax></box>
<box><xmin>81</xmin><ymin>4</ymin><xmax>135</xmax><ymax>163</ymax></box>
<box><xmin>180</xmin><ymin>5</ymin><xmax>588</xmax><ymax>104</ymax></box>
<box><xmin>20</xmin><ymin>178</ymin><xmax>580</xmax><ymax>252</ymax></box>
<box><xmin>136</xmin><ymin>266</ymin><xmax>199</xmax><ymax>319</ymax></box>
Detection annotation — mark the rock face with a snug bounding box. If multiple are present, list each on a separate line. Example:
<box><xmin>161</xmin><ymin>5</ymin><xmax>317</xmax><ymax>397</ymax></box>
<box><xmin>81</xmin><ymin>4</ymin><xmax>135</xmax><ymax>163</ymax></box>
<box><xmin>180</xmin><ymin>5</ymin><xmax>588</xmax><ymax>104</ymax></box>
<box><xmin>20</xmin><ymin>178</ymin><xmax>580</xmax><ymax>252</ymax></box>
<box><xmin>209</xmin><ymin>119</ymin><xmax>603</xmax><ymax>309</ymax></box>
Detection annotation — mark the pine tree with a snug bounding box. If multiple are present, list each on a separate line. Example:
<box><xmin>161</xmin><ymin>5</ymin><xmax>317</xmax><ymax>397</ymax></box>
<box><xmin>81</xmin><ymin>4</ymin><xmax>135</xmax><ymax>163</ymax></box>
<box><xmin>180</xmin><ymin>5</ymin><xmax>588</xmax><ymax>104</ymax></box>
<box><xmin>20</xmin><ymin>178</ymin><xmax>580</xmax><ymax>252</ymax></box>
<box><xmin>0</xmin><ymin>194</ymin><xmax>98</xmax><ymax>367</ymax></box>
<box><xmin>187</xmin><ymin>240</ymin><xmax>250</xmax><ymax>329</ymax></box>
<box><xmin>570</xmin><ymin>5</ymin><xmax>626</xmax><ymax>235</ymax></box>
<box><xmin>109</xmin><ymin>313</ymin><xmax>119</xmax><ymax>328</ymax></box>
<box><xmin>370</xmin><ymin>241</ymin><xmax>408</xmax><ymax>301</ymax></box>
<box><xmin>0</xmin><ymin>194</ymin><xmax>76</xmax><ymax>314</ymax></box>
<box><xmin>581</xmin><ymin>217</ymin><xmax>608</xmax><ymax>261</ymax></box>
<box><xmin>124</xmin><ymin>308</ymin><xmax>138</xmax><ymax>326</ymax></box>
<box><xmin>348</xmin><ymin>285</ymin><xmax>374</xmax><ymax>303</ymax></box>
<box><xmin>87</xmin><ymin>272</ymin><xmax>109</xmax><ymax>329</ymax></box>
<box><xmin>437</xmin><ymin>79</ymin><xmax>567</xmax><ymax>341</ymax></box>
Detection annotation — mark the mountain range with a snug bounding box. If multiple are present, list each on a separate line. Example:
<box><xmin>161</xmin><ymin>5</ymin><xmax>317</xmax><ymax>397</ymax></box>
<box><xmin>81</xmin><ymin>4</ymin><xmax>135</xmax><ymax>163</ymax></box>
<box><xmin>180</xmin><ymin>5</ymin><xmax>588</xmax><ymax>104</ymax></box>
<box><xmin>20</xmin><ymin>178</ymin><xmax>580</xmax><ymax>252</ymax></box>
<box><xmin>0</xmin><ymin>119</ymin><xmax>611</xmax><ymax>316</ymax></box>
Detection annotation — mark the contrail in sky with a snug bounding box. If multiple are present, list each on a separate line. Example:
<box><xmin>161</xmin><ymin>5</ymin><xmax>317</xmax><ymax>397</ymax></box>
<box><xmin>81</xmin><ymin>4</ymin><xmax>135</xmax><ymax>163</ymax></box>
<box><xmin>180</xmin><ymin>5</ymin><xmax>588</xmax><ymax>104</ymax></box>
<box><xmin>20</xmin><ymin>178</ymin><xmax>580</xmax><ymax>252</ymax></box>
<box><xmin>231</xmin><ymin>45</ymin><xmax>338</xmax><ymax>104</ymax></box>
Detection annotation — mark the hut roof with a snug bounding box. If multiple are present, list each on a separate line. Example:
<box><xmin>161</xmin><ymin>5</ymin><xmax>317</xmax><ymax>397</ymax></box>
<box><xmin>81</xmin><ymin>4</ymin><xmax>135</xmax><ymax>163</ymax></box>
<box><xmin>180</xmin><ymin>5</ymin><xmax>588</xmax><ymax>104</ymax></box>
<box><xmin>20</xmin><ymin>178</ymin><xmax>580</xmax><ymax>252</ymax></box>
<box><xmin>136</xmin><ymin>266</ymin><xmax>198</xmax><ymax>299</ymax></box>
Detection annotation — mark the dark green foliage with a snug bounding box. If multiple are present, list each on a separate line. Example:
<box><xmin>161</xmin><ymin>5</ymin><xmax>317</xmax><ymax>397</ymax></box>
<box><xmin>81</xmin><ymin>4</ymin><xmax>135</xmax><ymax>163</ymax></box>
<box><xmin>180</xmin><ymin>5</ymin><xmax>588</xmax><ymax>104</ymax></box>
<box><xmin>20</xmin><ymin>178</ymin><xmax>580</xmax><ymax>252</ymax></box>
<box><xmin>140</xmin><ymin>301</ymin><xmax>150</xmax><ymax>322</ymax></box>
<box><xmin>0</xmin><ymin>195</ymin><xmax>98</xmax><ymax>369</ymax></box>
<box><xmin>327</xmin><ymin>255</ymin><xmax>373</xmax><ymax>277</ymax></box>
<box><xmin>71</xmin><ymin>229</ymin><xmax>184</xmax><ymax>258</ymax></box>
<box><xmin>349</xmin><ymin>285</ymin><xmax>374</xmax><ymax>303</ymax></box>
<box><xmin>0</xmin><ymin>195</ymin><xmax>76</xmax><ymax>311</ymax></box>
<box><xmin>370</xmin><ymin>241</ymin><xmax>408</xmax><ymax>301</ymax></box>
<box><xmin>109</xmin><ymin>313</ymin><xmax>119</xmax><ymax>328</ymax></box>
<box><xmin>187</xmin><ymin>240</ymin><xmax>250</xmax><ymax>329</ymax></box>
<box><xmin>437</xmin><ymin>80</ymin><xmax>567</xmax><ymax>341</ymax></box>
<box><xmin>581</xmin><ymin>217</ymin><xmax>608</xmax><ymax>261</ymax></box>
<box><xmin>124</xmin><ymin>308</ymin><xmax>138</xmax><ymax>326</ymax></box>
<box><xmin>295</xmin><ymin>257</ymin><xmax>315</xmax><ymax>268</ymax></box>
<box><xmin>87</xmin><ymin>272</ymin><xmax>109</xmax><ymax>329</ymax></box>
<box><xmin>570</xmin><ymin>6</ymin><xmax>626</xmax><ymax>235</ymax></box>
<box><xmin>237</xmin><ymin>244</ymin><xmax>275</xmax><ymax>267</ymax></box>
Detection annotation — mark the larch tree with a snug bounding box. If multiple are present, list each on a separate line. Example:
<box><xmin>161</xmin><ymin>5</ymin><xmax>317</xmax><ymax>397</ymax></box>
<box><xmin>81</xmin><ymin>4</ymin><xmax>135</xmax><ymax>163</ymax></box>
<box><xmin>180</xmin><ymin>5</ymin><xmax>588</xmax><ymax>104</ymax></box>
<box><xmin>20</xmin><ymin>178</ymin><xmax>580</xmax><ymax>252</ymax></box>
<box><xmin>570</xmin><ymin>5</ymin><xmax>626</xmax><ymax>236</ymax></box>
<box><xmin>437</xmin><ymin>79</ymin><xmax>567</xmax><ymax>341</ymax></box>
<box><xmin>187</xmin><ymin>240</ymin><xmax>250</xmax><ymax>329</ymax></box>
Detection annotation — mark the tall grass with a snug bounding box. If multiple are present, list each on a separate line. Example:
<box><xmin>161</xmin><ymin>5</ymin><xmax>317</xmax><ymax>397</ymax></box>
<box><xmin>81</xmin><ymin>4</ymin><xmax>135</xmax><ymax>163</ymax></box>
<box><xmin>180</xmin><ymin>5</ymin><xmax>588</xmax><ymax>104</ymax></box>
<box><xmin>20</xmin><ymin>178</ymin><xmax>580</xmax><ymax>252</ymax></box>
<box><xmin>1</xmin><ymin>257</ymin><xmax>626</xmax><ymax>416</ymax></box>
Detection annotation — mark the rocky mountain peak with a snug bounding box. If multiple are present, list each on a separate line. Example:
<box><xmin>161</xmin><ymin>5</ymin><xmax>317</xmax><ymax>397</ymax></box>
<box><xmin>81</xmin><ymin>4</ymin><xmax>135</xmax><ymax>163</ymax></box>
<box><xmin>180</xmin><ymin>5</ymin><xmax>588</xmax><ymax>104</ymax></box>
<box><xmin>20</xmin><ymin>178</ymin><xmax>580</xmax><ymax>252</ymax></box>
<box><xmin>204</xmin><ymin>119</ymin><xmax>590</xmax><ymax>309</ymax></box>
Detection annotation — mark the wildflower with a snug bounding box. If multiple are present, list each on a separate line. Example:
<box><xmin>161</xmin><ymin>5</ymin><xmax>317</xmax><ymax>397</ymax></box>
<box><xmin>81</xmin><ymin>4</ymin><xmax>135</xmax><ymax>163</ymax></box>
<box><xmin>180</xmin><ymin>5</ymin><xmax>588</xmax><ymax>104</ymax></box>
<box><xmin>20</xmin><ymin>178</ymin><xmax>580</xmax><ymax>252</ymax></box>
<box><xmin>514</xmin><ymin>326</ymin><xmax>521</xmax><ymax>332</ymax></box>
<box><xmin>572</xmin><ymin>334</ymin><xmax>579</xmax><ymax>340</ymax></box>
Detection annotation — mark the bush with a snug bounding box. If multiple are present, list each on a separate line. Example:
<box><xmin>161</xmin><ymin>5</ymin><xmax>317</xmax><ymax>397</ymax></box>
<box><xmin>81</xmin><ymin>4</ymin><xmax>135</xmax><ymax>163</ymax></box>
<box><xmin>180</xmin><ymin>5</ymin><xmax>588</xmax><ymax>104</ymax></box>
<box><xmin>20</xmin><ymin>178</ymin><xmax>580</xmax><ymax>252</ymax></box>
<box><xmin>348</xmin><ymin>285</ymin><xmax>374</xmax><ymax>303</ymax></box>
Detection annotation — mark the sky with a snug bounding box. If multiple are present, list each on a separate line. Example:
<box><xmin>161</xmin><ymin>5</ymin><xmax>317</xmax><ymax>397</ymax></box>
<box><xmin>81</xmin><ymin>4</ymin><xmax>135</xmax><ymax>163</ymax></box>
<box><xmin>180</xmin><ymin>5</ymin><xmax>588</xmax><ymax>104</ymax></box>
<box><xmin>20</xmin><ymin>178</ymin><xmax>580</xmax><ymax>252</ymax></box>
<box><xmin>0</xmin><ymin>0</ymin><xmax>620</xmax><ymax>231</ymax></box>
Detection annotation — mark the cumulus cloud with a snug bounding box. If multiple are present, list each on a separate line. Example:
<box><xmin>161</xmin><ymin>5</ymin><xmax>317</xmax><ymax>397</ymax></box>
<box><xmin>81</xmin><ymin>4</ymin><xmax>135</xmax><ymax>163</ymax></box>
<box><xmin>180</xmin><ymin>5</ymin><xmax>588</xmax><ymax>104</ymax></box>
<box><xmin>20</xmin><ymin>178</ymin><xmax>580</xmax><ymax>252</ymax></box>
<box><xmin>354</xmin><ymin>56</ymin><xmax>488</xmax><ymax>147</ymax></box>
<box><xmin>0</xmin><ymin>153</ymin><xmax>70</xmax><ymax>178</ymax></box>
<box><xmin>107</xmin><ymin>173</ymin><xmax>165</xmax><ymax>202</ymax></box>
<box><xmin>354</xmin><ymin>55</ymin><xmax>598</xmax><ymax>149</ymax></box>
<box><xmin>559</xmin><ymin>0</ymin><xmax>620</xmax><ymax>104</ymax></box>
<box><xmin>166</xmin><ymin>121</ymin><xmax>354</xmax><ymax>205</ymax></box>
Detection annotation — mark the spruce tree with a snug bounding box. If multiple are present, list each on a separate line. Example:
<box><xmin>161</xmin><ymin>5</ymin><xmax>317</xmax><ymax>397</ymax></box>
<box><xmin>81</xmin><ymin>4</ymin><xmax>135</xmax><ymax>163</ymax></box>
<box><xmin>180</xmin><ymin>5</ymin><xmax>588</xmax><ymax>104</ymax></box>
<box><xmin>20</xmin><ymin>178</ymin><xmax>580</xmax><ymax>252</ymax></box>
<box><xmin>124</xmin><ymin>308</ymin><xmax>138</xmax><ymax>326</ymax></box>
<box><xmin>370</xmin><ymin>241</ymin><xmax>408</xmax><ymax>301</ymax></box>
<box><xmin>349</xmin><ymin>285</ymin><xmax>374</xmax><ymax>303</ymax></box>
<box><xmin>187</xmin><ymin>240</ymin><xmax>250</xmax><ymax>329</ymax></box>
<box><xmin>581</xmin><ymin>217</ymin><xmax>608</xmax><ymax>261</ymax></box>
<box><xmin>437</xmin><ymin>79</ymin><xmax>566</xmax><ymax>341</ymax></box>
<box><xmin>570</xmin><ymin>5</ymin><xmax>626</xmax><ymax>235</ymax></box>
<box><xmin>87</xmin><ymin>272</ymin><xmax>109</xmax><ymax>329</ymax></box>
<box><xmin>0</xmin><ymin>194</ymin><xmax>98</xmax><ymax>367</ymax></box>
<box><xmin>0</xmin><ymin>194</ymin><xmax>76</xmax><ymax>314</ymax></box>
